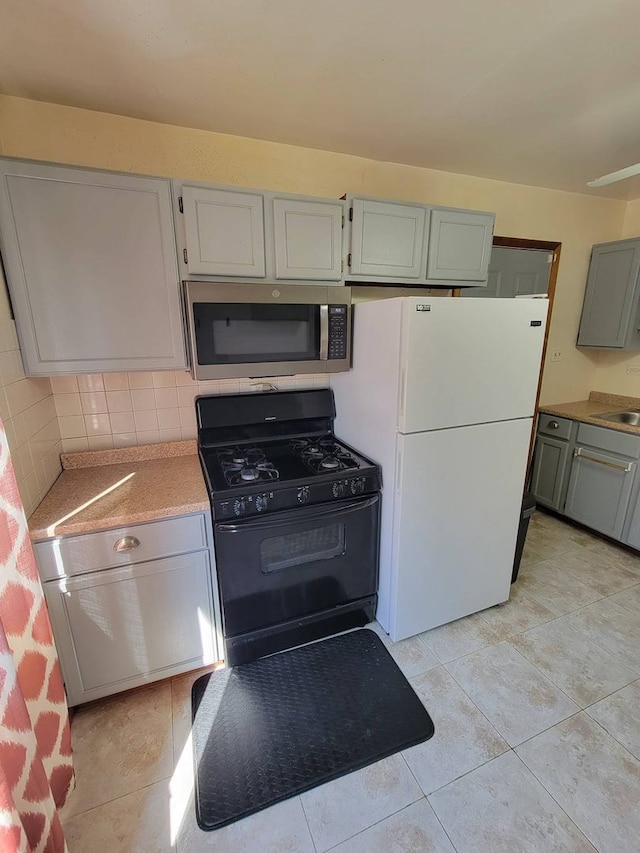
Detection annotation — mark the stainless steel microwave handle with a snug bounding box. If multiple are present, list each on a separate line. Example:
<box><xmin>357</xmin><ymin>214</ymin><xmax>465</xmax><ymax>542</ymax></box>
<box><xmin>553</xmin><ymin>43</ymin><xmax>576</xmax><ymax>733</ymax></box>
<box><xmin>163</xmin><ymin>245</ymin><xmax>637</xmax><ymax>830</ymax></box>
<box><xmin>217</xmin><ymin>496</ymin><xmax>379</xmax><ymax>533</ymax></box>
<box><xmin>319</xmin><ymin>305</ymin><xmax>329</xmax><ymax>360</ymax></box>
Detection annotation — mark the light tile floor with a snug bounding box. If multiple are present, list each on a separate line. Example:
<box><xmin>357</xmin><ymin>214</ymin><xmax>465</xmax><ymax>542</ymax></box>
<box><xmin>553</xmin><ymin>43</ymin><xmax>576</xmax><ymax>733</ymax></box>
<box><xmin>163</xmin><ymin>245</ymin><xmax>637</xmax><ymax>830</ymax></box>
<box><xmin>61</xmin><ymin>510</ymin><xmax>640</xmax><ymax>852</ymax></box>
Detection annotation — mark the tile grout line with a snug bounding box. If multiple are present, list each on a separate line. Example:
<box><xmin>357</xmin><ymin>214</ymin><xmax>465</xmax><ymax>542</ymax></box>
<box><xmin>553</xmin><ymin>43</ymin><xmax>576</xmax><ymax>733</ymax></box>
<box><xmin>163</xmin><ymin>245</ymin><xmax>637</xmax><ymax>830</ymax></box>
<box><xmin>398</xmin><ymin>753</ymin><xmax>461</xmax><ymax>852</ymax></box>
<box><xmin>507</xmin><ymin>746</ymin><xmax>598</xmax><ymax>850</ymax></box>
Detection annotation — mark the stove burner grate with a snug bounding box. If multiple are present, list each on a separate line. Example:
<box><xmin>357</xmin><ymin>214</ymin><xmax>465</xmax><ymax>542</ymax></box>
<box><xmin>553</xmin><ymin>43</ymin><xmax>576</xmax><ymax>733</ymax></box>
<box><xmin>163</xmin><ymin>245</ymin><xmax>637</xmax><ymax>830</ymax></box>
<box><xmin>218</xmin><ymin>446</ymin><xmax>280</xmax><ymax>486</ymax></box>
<box><xmin>291</xmin><ymin>438</ymin><xmax>359</xmax><ymax>474</ymax></box>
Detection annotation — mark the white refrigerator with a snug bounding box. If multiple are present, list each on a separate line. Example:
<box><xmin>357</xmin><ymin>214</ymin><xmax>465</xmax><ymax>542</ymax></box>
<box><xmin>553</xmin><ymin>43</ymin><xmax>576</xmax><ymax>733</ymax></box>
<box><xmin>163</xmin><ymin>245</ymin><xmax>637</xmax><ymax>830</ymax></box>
<box><xmin>332</xmin><ymin>297</ymin><xmax>548</xmax><ymax>642</ymax></box>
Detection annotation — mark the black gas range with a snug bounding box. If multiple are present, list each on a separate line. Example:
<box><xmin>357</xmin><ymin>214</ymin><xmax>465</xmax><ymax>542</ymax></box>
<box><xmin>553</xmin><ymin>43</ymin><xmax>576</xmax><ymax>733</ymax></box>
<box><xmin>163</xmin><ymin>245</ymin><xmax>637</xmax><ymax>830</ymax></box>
<box><xmin>197</xmin><ymin>389</ymin><xmax>381</xmax><ymax>666</ymax></box>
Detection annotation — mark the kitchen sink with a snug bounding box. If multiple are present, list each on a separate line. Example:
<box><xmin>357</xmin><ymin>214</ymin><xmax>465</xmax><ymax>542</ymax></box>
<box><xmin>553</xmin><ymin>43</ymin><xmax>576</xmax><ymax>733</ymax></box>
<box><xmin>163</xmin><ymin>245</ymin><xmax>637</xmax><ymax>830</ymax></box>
<box><xmin>595</xmin><ymin>410</ymin><xmax>640</xmax><ymax>426</ymax></box>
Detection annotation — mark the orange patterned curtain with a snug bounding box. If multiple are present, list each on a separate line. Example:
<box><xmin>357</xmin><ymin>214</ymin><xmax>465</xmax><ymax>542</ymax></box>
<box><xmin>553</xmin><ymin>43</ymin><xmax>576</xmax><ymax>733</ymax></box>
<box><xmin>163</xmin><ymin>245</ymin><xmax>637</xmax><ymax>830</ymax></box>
<box><xmin>0</xmin><ymin>421</ymin><xmax>73</xmax><ymax>852</ymax></box>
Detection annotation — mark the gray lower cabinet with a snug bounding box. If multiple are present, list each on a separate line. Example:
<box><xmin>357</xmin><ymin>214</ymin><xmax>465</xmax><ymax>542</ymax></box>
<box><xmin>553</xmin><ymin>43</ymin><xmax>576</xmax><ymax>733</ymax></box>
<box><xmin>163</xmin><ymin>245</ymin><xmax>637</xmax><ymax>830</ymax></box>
<box><xmin>577</xmin><ymin>237</ymin><xmax>640</xmax><ymax>349</ymax></box>
<box><xmin>530</xmin><ymin>435</ymin><xmax>571</xmax><ymax>511</ymax></box>
<box><xmin>0</xmin><ymin>158</ymin><xmax>187</xmax><ymax>375</ymax></box>
<box><xmin>563</xmin><ymin>424</ymin><xmax>639</xmax><ymax>539</ymax></box>
<box><xmin>36</xmin><ymin>512</ymin><xmax>220</xmax><ymax>706</ymax></box>
<box><xmin>530</xmin><ymin>415</ymin><xmax>576</xmax><ymax>511</ymax></box>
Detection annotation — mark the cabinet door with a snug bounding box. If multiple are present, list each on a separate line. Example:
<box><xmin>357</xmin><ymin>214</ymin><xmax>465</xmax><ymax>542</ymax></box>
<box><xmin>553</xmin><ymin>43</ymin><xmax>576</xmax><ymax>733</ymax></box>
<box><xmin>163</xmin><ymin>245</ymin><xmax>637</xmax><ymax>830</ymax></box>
<box><xmin>427</xmin><ymin>209</ymin><xmax>494</xmax><ymax>282</ymax></box>
<box><xmin>564</xmin><ymin>447</ymin><xmax>635</xmax><ymax>538</ymax></box>
<box><xmin>0</xmin><ymin>160</ymin><xmax>186</xmax><ymax>375</ymax></box>
<box><xmin>577</xmin><ymin>241</ymin><xmax>640</xmax><ymax>348</ymax></box>
<box><xmin>181</xmin><ymin>185</ymin><xmax>266</xmax><ymax>277</ymax></box>
<box><xmin>530</xmin><ymin>436</ymin><xmax>570</xmax><ymax>511</ymax></box>
<box><xmin>44</xmin><ymin>552</ymin><xmax>216</xmax><ymax>705</ymax></box>
<box><xmin>273</xmin><ymin>198</ymin><xmax>343</xmax><ymax>280</ymax></box>
<box><xmin>350</xmin><ymin>199</ymin><xmax>426</xmax><ymax>279</ymax></box>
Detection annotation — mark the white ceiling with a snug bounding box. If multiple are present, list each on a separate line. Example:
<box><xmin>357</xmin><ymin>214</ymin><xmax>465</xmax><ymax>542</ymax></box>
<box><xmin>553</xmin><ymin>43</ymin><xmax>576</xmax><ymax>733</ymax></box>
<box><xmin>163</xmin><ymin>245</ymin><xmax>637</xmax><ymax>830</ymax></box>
<box><xmin>2</xmin><ymin>0</ymin><xmax>640</xmax><ymax>199</ymax></box>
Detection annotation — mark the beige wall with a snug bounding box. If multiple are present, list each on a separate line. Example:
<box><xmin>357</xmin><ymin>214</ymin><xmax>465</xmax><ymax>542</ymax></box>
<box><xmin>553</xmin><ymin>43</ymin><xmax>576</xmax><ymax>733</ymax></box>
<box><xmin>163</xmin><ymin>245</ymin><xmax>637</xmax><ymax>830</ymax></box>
<box><xmin>0</xmin><ymin>269</ymin><xmax>61</xmax><ymax>515</ymax></box>
<box><xmin>0</xmin><ymin>95</ymin><xmax>631</xmax><ymax>407</ymax></box>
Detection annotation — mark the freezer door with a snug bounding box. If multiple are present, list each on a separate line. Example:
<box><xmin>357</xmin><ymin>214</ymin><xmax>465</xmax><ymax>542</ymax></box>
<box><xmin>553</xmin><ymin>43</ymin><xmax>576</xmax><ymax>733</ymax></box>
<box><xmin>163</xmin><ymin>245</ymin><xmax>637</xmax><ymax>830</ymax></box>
<box><xmin>389</xmin><ymin>418</ymin><xmax>531</xmax><ymax>641</ymax></box>
<box><xmin>399</xmin><ymin>298</ymin><xmax>548</xmax><ymax>433</ymax></box>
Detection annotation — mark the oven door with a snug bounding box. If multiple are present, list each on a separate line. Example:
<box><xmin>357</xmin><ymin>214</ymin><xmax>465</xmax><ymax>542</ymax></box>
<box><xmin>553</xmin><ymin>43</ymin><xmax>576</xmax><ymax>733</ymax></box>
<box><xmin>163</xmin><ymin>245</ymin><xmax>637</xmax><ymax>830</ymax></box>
<box><xmin>214</xmin><ymin>495</ymin><xmax>380</xmax><ymax>639</ymax></box>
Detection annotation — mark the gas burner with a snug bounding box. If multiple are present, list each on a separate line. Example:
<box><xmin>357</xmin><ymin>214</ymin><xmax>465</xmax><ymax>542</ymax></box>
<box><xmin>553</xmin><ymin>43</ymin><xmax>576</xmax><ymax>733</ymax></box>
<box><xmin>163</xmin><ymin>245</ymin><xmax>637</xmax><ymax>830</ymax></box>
<box><xmin>291</xmin><ymin>438</ymin><xmax>359</xmax><ymax>475</ymax></box>
<box><xmin>240</xmin><ymin>468</ymin><xmax>259</xmax><ymax>482</ymax></box>
<box><xmin>217</xmin><ymin>445</ymin><xmax>279</xmax><ymax>486</ymax></box>
<box><xmin>320</xmin><ymin>457</ymin><xmax>340</xmax><ymax>470</ymax></box>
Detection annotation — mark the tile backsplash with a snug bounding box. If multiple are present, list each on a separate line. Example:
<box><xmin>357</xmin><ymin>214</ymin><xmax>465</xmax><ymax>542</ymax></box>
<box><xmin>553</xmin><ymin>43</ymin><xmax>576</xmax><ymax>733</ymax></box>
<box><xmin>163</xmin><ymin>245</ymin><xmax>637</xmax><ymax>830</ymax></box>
<box><xmin>52</xmin><ymin>370</ymin><xmax>331</xmax><ymax>453</ymax></box>
<box><xmin>0</xmin><ymin>316</ymin><xmax>62</xmax><ymax>516</ymax></box>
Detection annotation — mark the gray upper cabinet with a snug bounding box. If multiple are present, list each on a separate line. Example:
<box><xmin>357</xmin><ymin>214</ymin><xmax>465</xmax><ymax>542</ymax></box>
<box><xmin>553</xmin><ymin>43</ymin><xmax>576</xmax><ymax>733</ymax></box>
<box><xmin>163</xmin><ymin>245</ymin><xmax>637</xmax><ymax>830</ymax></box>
<box><xmin>181</xmin><ymin>185</ymin><xmax>266</xmax><ymax>278</ymax></box>
<box><xmin>345</xmin><ymin>195</ymin><xmax>495</xmax><ymax>286</ymax></box>
<box><xmin>272</xmin><ymin>197</ymin><xmax>343</xmax><ymax>280</ymax></box>
<box><xmin>577</xmin><ymin>238</ymin><xmax>640</xmax><ymax>349</ymax></box>
<box><xmin>175</xmin><ymin>182</ymin><xmax>346</xmax><ymax>284</ymax></box>
<box><xmin>349</xmin><ymin>198</ymin><xmax>427</xmax><ymax>280</ymax></box>
<box><xmin>0</xmin><ymin>158</ymin><xmax>186</xmax><ymax>375</ymax></box>
<box><xmin>427</xmin><ymin>209</ymin><xmax>494</xmax><ymax>281</ymax></box>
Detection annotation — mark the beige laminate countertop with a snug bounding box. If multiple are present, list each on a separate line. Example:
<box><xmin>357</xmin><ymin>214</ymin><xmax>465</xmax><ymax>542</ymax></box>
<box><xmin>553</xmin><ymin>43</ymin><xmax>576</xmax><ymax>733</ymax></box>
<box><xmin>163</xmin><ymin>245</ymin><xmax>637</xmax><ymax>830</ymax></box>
<box><xmin>539</xmin><ymin>391</ymin><xmax>640</xmax><ymax>436</ymax></box>
<box><xmin>29</xmin><ymin>441</ymin><xmax>209</xmax><ymax>542</ymax></box>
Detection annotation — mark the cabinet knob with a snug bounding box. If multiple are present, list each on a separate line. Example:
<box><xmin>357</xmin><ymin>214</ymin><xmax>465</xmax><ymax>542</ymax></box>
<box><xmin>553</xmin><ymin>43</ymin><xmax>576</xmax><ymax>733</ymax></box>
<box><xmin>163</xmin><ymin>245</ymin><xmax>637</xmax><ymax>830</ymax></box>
<box><xmin>548</xmin><ymin>420</ymin><xmax>560</xmax><ymax>429</ymax></box>
<box><xmin>113</xmin><ymin>536</ymin><xmax>140</xmax><ymax>553</ymax></box>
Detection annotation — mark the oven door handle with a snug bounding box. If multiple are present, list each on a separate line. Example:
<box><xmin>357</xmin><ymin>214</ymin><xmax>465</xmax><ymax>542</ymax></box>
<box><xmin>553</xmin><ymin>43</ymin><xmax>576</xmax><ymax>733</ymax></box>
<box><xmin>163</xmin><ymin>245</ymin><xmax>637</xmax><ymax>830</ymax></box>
<box><xmin>216</xmin><ymin>495</ymin><xmax>379</xmax><ymax>533</ymax></box>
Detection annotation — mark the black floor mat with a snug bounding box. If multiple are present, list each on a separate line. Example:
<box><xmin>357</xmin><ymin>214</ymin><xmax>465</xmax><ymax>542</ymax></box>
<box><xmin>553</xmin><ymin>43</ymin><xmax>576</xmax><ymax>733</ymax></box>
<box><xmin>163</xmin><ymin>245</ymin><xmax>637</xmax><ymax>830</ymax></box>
<box><xmin>191</xmin><ymin>628</ymin><xmax>435</xmax><ymax>831</ymax></box>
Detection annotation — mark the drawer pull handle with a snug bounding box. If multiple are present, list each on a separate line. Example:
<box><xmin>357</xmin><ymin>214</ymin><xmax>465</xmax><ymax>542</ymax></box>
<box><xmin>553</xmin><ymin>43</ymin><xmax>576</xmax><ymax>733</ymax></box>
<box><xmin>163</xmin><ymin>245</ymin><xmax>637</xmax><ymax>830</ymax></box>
<box><xmin>548</xmin><ymin>420</ymin><xmax>560</xmax><ymax>430</ymax></box>
<box><xmin>113</xmin><ymin>536</ymin><xmax>140</xmax><ymax>552</ymax></box>
<box><xmin>574</xmin><ymin>449</ymin><xmax>632</xmax><ymax>473</ymax></box>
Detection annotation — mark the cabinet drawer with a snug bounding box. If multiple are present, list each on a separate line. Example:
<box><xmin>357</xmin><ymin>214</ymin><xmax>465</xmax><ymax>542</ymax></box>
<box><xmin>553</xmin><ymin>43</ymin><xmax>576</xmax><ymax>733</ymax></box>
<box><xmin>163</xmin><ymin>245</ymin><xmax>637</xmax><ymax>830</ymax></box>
<box><xmin>34</xmin><ymin>513</ymin><xmax>208</xmax><ymax>581</ymax></box>
<box><xmin>576</xmin><ymin>422</ymin><xmax>640</xmax><ymax>458</ymax></box>
<box><xmin>538</xmin><ymin>414</ymin><xmax>573</xmax><ymax>440</ymax></box>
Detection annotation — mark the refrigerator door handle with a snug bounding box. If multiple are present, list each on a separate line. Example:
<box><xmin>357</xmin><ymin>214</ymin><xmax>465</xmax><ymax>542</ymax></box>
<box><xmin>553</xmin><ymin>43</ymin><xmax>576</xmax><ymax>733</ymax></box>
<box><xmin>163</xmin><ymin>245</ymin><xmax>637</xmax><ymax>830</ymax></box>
<box><xmin>399</xmin><ymin>367</ymin><xmax>407</xmax><ymax>425</ymax></box>
<box><xmin>396</xmin><ymin>445</ymin><xmax>403</xmax><ymax>493</ymax></box>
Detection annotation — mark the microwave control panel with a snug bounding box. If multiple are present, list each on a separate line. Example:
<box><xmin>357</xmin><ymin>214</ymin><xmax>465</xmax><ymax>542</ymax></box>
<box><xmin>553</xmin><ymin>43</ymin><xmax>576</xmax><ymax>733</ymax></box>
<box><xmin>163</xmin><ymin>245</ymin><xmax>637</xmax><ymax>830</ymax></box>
<box><xmin>328</xmin><ymin>305</ymin><xmax>348</xmax><ymax>360</ymax></box>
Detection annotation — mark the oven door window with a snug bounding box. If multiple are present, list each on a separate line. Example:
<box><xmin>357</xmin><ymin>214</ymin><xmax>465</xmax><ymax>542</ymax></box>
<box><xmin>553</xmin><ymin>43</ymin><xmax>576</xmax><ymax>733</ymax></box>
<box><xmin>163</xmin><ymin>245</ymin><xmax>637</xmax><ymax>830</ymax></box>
<box><xmin>193</xmin><ymin>302</ymin><xmax>320</xmax><ymax>365</ymax></box>
<box><xmin>260</xmin><ymin>523</ymin><xmax>345</xmax><ymax>573</ymax></box>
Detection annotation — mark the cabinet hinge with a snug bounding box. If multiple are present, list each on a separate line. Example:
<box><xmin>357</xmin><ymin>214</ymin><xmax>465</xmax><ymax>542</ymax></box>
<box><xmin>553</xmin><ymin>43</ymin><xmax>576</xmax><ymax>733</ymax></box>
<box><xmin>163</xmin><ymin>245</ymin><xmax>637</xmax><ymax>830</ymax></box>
<box><xmin>348</xmin><ymin>253</ymin><xmax>352</xmax><ymax>267</ymax></box>
<box><xmin>341</xmin><ymin>215</ymin><xmax>345</xmax><ymax>229</ymax></box>
<box><xmin>349</xmin><ymin>207</ymin><xmax>353</xmax><ymax>222</ymax></box>
<box><xmin>183</xmin><ymin>248</ymin><xmax>188</xmax><ymax>264</ymax></box>
<box><xmin>178</xmin><ymin>196</ymin><xmax>183</xmax><ymax>213</ymax></box>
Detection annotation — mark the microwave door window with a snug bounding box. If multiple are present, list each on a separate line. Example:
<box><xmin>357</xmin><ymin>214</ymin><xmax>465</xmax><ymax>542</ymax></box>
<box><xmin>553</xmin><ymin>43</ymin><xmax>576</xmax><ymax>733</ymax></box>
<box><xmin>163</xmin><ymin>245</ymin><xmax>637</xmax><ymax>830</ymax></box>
<box><xmin>194</xmin><ymin>303</ymin><xmax>320</xmax><ymax>365</ymax></box>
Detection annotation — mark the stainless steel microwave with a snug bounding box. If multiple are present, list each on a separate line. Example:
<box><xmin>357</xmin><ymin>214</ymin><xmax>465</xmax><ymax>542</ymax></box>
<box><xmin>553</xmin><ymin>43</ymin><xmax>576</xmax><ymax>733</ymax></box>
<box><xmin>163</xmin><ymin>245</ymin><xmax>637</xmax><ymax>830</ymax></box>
<box><xmin>184</xmin><ymin>282</ymin><xmax>352</xmax><ymax>380</ymax></box>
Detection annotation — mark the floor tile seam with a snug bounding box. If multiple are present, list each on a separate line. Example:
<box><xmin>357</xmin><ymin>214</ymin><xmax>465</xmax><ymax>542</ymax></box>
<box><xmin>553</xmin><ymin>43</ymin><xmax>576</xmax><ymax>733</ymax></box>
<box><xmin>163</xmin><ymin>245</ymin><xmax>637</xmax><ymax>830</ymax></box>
<box><xmin>420</xmin><ymin>630</ymin><xmax>508</xmax><ymax>667</ymax></box>
<box><xmin>476</xmin><ymin>590</ymin><xmax>559</xmax><ymax>635</ymax></box>
<box><xmin>61</xmin><ymin>775</ymin><xmax>174</xmax><ymax>824</ymax></box>
<box><xmin>412</xmin><ymin>743</ymin><xmax>512</xmax><ymax>799</ymax></box>
<box><xmin>310</xmin><ymin>784</ymin><xmax>424</xmax><ymax>853</ymax></box>
<box><xmin>582</xmin><ymin>700</ymin><xmax>640</xmax><ymax>762</ymax></box>
<box><xmin>436</xmin><ymin>659</ymin><xmax>511</xmax><ymax>750</ymax></box>
<box><xmin>490</xmin><ymin>638</ymin><xmax>583</xmax><ymax>713</ymax></box>
<box><xmin>507</xmin><ymin>636</ymin><xmax>639</xmax><ymax>711</ymax></box>
<box><xmin>521</xmin><ymin>585</ymin><xmax>603</xmax><ymax>620</ymax></box>
<box><xmin>513</xmin><ymin>712</ymin><xmax>629</xmax><ymax>852</ymax></box>
<box><xmin>317</xmin><ymin>796</ymin><xmax>440</xmax><ymax>853</ymax></box>
<box><xmin>505</xmin><ymin>747</ymin><xmax>598</xmax><ymax>851</ymax></box>
<box><xmin>297</xmin><ymin>794</ymin><xmax>319</xmax><ymax>853</ymax></box>
<box><xmin>556</xmin><ymin>561</ymin><xmax>640</xmax><ymax>596</ymax></box>
<box><xmin>560</xmin><ymin>606</ymin><xmax>640</xmax><ymax>674</ymax></box>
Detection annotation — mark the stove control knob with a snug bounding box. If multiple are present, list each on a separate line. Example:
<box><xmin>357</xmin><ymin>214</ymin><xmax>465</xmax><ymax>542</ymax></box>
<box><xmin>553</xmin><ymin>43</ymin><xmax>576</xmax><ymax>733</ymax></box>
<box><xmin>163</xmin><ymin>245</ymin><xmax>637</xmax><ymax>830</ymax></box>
<box><xmin>233</xmin><ymin>498</ymin><xmax>246</xmax><ymax>516</ymax></box>
<box><xmin>332</xmin><ymin>481</ymin><xmax>346</xmax><ymax>498</ymax></box>
<box><xmin>297</xmin><ymin>486</ymin><xmax>310</xmax><ymax>504</ymax></box>
<box><xmin>350</xmin><ymin>477</ymin><xmax>365</xmax><ymax>495</ymax></box>
<box><xmin>255</xmin><ymin>494</ymin><xmax>269</xmax><ymax>513</ymax></box>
